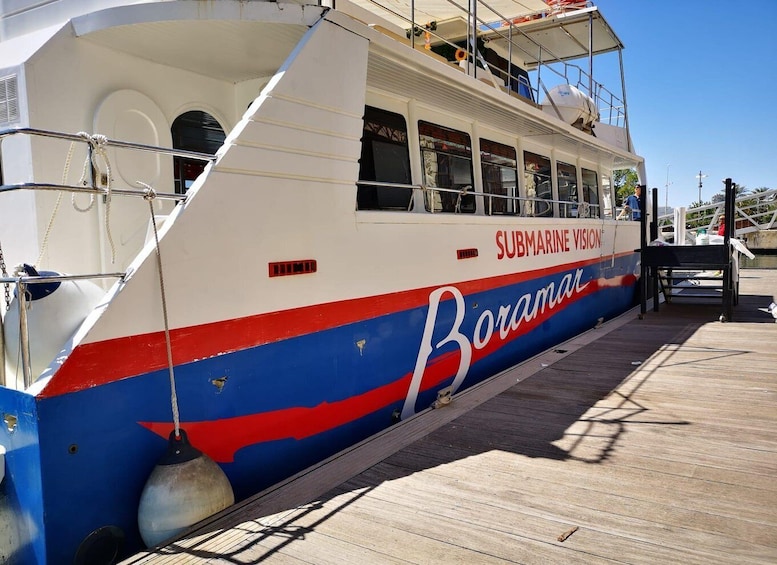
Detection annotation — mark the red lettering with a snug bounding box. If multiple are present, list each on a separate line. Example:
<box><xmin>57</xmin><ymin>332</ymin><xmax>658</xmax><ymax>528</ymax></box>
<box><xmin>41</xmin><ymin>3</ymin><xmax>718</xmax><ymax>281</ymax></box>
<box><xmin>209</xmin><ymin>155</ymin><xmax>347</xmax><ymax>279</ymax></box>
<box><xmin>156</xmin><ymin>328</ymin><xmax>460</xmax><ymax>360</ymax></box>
<box><xmin>515</xmin><ymin>230</ymin><xmax>525</xmax><ymax>257</ymax></box>
<box><xmin>536</xmin><ymin>231</ymin><xmax>546</xmax><ymax>254</ymax></box>
<box><xmin>525</xmin><ymin>231</ymin><xmax>536</xmax><ymax>256</ymax></box>
<box><xmin>505</xmin><ymin>231</ymin><xmax>516</xmax><ymax>258</ymax></box>
<box><xmin>544</xmin><ymin>229</ymin><xmax>553</xmax><ymax>253</ymax></box>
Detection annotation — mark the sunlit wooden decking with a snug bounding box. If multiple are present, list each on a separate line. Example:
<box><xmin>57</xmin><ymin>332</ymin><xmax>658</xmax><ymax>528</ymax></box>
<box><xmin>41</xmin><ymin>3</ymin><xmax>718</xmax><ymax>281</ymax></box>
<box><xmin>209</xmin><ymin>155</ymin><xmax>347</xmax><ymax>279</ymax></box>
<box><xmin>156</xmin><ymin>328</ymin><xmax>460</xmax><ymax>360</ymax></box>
<box><xmin>125</xmin><ymin>270</ymin><xmax>777</xmax><ymax>565</ymax></box>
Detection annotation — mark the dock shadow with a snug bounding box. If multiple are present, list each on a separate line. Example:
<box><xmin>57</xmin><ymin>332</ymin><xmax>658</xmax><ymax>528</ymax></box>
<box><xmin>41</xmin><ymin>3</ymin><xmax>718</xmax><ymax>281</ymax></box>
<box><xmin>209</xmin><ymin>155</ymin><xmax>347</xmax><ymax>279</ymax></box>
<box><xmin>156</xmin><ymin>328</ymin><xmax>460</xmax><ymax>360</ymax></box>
<box><xmin>127</xmin><ymin>278</ymin><xmax>774</xmax><ymax>562</ymax></box>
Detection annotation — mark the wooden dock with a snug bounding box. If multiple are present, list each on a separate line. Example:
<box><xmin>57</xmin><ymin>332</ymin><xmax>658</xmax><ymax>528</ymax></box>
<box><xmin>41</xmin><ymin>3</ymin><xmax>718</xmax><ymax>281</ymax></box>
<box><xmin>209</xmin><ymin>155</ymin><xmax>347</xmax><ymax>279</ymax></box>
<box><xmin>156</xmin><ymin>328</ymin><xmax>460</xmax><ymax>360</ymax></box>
<box><xmin>125</xmin><ymin>270</ymin><xmax>777</xmax><ymax>565</ymax></box>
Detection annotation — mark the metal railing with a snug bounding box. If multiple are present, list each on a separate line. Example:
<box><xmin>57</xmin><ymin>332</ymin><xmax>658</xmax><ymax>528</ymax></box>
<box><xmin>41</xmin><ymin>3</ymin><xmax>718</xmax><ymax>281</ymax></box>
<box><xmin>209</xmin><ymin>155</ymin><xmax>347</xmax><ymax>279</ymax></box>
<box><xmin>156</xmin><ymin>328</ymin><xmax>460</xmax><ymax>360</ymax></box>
<box><xmin>0</xmin><ymin>127</ymin><xmax>214</xmax><ymax>201</ymax></box>
<box><xmin>364</xmin><ymin>0</ymin><xmax>627</xmax><ymax>128</ymax></box>
<box><xmin>356</xmin><ymin>180</ymin><xmax>603</xmax><ymax>218</ymax></box>
<box><xmin>656</xmin><ymin>189</ymin><xmax>777</xmax><ymax>241</ymax></box>
<box><xmin>0</xmin><ymin>271</ymin><xmax>125</xmax><ymax>389</ymax></box>
<box><xmin>0</xmin><ymin>127</ymin><xmax>217</xmax><ymax>390</ymax></box>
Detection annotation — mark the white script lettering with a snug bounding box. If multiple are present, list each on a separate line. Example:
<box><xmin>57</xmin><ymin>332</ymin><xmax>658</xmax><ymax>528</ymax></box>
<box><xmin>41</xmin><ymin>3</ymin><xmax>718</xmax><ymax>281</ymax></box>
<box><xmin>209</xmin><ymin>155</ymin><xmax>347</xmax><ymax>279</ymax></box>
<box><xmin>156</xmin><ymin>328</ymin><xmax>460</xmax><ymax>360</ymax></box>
<box><xmin>402</xmin><ymin>269</ymin><xmax>589</xmax><ymax>418</ymax></box>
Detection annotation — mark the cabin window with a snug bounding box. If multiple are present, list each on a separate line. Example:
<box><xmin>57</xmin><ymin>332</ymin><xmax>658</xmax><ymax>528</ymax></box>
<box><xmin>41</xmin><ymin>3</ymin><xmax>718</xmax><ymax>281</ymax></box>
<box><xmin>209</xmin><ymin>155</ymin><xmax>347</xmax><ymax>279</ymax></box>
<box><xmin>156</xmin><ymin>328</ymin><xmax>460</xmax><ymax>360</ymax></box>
<box><xmin>357</xmin><ymin>106</ymin><xmax>412</xmax><ymax>210</ymax></box>
<box><xmin>419</xmin><ymin>121</ymin><xmax>474</xmax><ymax>213</ymax></box>
<box><xmin>556</xmin><ymin>161</ymin><xmax>578</xmax><ymax>218</ymax></box>
<box><xmin>480</xmin><ymin>139</ymin><xmax>518</xmax><ymax>215</ymax></box>
<box><xmin>523</xmin><ymin>151</ymin><xmax>552</xmax><ymax>217</ymax></box>
<box><xmin>581</xmin><ymin>168</ymin><xmax>600</xmax><ymax>218</ymax></box>
<box><xmin>171</xmin><ymin>110</ymin><xmax>226</xmax><ymax>194</ymax></box>
<box><xmin>601</xmin><ymin>173</ymin><xmax>613</xmax><ymax>218</ymax></box>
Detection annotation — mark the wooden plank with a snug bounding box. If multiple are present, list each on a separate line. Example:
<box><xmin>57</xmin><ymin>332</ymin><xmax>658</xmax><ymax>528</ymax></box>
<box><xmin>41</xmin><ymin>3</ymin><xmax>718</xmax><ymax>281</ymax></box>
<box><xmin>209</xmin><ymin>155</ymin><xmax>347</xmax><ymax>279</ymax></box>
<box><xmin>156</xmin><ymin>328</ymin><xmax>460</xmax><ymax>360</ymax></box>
<box><xmin>124</xmin><ymin>269</ymin><xmax>777</xmax><ymax>565</ymax></box>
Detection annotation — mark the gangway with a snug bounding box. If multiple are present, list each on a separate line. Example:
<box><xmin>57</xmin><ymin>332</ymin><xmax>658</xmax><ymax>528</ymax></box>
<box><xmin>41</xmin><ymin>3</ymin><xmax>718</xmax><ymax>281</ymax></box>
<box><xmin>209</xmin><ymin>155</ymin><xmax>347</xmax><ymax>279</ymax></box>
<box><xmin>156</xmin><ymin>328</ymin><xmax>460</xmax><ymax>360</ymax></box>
<box><xmin>641</xmin><ymin>180</ymin><xmax>739</xmax><ymax>322</ymax></box>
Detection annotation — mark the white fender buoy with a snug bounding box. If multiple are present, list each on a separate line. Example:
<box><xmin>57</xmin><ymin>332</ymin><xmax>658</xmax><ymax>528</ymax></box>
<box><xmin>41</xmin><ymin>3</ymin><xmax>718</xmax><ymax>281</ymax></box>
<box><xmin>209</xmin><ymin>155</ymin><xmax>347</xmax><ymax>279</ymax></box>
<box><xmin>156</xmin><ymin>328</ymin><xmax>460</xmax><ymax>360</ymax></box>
<box><xmin>138</xmin><ymin>429</ymin><xmax>234</xmax><ymax>548</ymax></box>
<box><xmin>4</xmin><ymin>264</ymin><xmax>105</xmax><ymax>384</ymax></box>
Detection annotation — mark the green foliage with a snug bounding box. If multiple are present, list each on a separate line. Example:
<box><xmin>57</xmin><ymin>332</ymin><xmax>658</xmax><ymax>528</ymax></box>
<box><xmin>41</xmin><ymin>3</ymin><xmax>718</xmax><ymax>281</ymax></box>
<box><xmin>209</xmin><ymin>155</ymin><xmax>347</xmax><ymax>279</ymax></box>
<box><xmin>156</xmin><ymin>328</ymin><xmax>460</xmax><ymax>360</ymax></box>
<box><xmin>613</xmin><ymin>169</ymin><xmax>639</xmax><ymax>205</ymax></box>
<box><xmin>685</xmin><ymin>203</ymin><xmax>711</xmax><ymax>228</ymax></box>
<box><xmin>711</xmin><ymin>183</ymin><xmax>748</xmax><ymax>203</ymax></box>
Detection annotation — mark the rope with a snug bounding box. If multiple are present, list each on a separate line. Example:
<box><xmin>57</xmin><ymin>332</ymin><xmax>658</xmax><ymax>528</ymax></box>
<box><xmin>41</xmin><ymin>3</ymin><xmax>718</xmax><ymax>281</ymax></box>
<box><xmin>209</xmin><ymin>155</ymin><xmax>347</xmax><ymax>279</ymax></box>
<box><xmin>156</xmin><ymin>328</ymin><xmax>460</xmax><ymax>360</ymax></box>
<box><xmin>454</xmin><ymin>185</ymin><xmax>471</xmax><ymax>213</ymax></box>
<box><xmin>84</xmin><ymin>134</ymin><xmax>117</xmax><ymax>264</ymax></box>
<box><xmin>0</xmin><ymin>240</ymin><xmax>9</xmax><ymax>311</ymax></box>
<box><xmin>37</xmin><ymin>136</ymin><xmax>80</xmax><ymax>266</ymax></box>
<box><xmin>140</xmin><ymin>182</ymin><xmax>180</xmax><ymax>437</ymax></box>
<box><xmin>39</xmin><ymin>132</ymin><xmax>117</xmax><ymax>268</ymax></box>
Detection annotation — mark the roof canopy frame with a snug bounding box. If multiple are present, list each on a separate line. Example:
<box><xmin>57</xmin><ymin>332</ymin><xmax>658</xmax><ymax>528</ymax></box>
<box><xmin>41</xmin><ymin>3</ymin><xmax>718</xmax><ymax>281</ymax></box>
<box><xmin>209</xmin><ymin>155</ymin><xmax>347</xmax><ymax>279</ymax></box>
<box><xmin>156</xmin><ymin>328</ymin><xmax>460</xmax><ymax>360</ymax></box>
<box><xmin>344</xmin><ymin>1</ymin><xmax>629</xmax><ymax>132</ymax></box>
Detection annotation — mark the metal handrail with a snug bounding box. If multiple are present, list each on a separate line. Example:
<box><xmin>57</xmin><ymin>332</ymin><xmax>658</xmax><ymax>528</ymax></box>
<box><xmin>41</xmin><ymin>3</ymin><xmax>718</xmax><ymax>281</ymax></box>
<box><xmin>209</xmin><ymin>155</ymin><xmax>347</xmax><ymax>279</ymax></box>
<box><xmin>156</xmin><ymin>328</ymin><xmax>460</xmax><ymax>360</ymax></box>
<box><xmin>656</xmin><ymin>189</ymin><xmax>777</xmax><ymax>238</ymax></box>
<box><xmin>0</xmin><ymin>126</ymin><xmax>205</xmax><ymax>389</ymax></box>
<box><xmin>1</xmin><ymin>271</ymin><xmax>125</xmax><ymax>389</ymax></box>
<box><xmin>357</xmin><ymin>180</ymin><xmax>602</xmax><ymax>218</ymax></box>
<box><xmin>363</xmin><ymin>0</ymin><xmax>626</xmax><ymax>127</ymax></box>
<box><xmin>0</xmin><ymin>182</ymin><xmax>187</xmax><ymax>201</ymax></box>
<box><xmin>0</xmin><ymin>127</ymin><xmax>215</xmax><ymax>162</ymax></box>
<box><xmin>0</xmin><ymin>272</ymin><xmax>126</xmax><ymax>286</ymax></box>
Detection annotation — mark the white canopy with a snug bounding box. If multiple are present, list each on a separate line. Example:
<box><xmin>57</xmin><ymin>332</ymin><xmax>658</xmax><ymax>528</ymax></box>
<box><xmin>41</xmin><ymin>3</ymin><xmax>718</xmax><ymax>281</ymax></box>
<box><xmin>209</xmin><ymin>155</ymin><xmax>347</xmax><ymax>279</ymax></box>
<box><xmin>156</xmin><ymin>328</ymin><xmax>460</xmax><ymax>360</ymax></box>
<box><xmin>343</xmin><ymin>0</ymin><xmax>624</xmax><ymax>67</ymax></box>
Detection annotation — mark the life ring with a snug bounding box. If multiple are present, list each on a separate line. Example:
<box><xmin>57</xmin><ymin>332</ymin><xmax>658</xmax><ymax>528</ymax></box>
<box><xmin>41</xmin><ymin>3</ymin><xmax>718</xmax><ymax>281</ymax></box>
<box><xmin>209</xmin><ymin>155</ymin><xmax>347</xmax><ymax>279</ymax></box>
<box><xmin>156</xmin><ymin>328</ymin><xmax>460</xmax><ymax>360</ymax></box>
<box><xmin>455</xmin><ymin>49</ymin><xmax>467</xmax><ymax>62</ymax></box>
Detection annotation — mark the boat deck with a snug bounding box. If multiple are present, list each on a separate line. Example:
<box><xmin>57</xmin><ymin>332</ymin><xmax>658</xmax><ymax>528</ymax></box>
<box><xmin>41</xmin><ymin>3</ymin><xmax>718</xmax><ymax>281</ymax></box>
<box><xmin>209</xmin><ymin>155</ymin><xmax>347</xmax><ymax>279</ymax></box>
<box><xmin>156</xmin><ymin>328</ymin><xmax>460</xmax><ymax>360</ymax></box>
<box><xmin>124</xmin><ymin>270</ymin><xmax>777</xmax><ymax>565</ymax></box>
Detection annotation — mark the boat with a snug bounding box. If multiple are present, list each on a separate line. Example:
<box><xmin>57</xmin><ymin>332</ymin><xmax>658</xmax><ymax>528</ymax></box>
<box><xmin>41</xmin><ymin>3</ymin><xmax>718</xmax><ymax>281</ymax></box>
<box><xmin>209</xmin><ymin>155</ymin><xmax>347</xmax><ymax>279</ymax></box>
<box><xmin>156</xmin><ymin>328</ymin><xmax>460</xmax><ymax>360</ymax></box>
<box><xmin>0</xmin><ymin>0</ymin><xmax>647</xmax><ymax>562</ymax></box>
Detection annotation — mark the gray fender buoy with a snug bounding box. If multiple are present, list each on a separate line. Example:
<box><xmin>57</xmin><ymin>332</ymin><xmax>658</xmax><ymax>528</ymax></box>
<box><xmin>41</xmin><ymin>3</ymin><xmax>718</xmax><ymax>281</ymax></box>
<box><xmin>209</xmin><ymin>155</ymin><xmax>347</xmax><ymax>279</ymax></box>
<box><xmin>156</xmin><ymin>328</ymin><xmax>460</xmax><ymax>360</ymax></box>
<box><xmin>137</xmin><ymin>429</ymin><xmax>234</xmax><ymax>548</ymax></box>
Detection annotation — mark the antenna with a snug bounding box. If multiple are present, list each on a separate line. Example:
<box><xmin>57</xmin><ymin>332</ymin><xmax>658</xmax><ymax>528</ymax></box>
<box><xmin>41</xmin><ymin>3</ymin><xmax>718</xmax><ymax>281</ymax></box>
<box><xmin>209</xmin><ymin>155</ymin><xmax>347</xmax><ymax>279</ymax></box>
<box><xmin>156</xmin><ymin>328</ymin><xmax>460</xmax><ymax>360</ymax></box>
<box><xmin>696</xmin><ymin>170</ymin><xmax>708</xmax><ymax>203</ymax></box>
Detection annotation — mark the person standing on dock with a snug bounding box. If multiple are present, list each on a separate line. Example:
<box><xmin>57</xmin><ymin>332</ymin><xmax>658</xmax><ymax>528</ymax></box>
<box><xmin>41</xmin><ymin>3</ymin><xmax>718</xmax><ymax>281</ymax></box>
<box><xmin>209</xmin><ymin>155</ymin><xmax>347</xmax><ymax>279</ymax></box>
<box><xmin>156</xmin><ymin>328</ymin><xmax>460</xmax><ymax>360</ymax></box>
<box><xmin>717</xmin><ymin>214</ymin><xmax>726</xmax><ymax>236</ymax></box>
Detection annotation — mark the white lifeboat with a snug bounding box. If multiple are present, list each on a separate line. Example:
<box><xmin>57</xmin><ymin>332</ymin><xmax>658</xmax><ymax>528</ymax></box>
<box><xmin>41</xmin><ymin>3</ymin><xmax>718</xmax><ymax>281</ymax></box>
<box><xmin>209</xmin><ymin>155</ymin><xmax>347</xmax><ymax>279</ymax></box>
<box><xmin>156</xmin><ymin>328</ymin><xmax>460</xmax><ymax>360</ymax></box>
<box><xmin>541</xmin><ymin>84</ymin><xmax>599</xmax><ymax>133</ymax></box>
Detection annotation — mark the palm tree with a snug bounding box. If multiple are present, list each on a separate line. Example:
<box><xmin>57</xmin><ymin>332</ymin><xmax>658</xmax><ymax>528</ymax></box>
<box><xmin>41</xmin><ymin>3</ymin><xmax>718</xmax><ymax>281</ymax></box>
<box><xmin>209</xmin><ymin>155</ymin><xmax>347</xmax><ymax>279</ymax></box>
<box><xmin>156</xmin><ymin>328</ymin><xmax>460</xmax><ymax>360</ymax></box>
<box><xmin>749</xmin><ymin>187</ymin><xmax>777</xmax><ymax>222</ymax></box>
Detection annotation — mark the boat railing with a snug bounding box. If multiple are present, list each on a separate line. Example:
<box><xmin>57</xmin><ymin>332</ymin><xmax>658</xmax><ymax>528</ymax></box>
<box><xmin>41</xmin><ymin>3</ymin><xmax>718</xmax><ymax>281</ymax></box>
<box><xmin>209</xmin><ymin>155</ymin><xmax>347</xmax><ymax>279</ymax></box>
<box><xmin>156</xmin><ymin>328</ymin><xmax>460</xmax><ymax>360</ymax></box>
<box><xmin>356</xmin><ymin>180</ymin><xmax>602</xmax><ymax>218</ymax></box>
<box><xmin>0</xmin><ymin>127</ymin><xmax>216</xmax><ymax>389</ymax></box>
<box><xmin>0</xmin><ymin>127</ymin><xmax>213</xmax><ymax>202</ymax></box>
<box><xmin>362</xmin><ymin>0</ymin><xmax>626</xmax><ymax>128</ymax></box>
<box><xmin>0</xmin><ymin>271</ymin><xmax>125</xmax><ymax>389</ymax></box>
<box><xmin>656</xmin><ymin>188</ymin><xmax>777</xmax><ymax>242</ymax></box>
<box><xmin>473</xmin><ymin>2</ymin><xmax>626</xmax><ymax>127</ymax></box>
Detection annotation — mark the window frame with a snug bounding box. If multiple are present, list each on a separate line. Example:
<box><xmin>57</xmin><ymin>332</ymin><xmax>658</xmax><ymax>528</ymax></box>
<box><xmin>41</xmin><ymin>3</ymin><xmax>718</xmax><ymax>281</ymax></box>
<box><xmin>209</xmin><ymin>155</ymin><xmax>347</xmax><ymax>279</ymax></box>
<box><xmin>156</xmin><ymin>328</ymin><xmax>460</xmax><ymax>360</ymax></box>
<box><xmin>581</xmin><ymin>167</ymin><xmax>600</xmax><ymax>218</ymax></box>
<box><xmin>480</xmin><ymin>138</ymin><xmax>519</xmax><ymax>216</ymax></box>
<box><xmin>556</xmin><ymin>160</ymin><xmax>578</xmax><ymax>218</ymax></box>
<box><xmin>357</xmin><ymin>106</ymin><xmax>413</xmax><ymax>211</ymax></box>
<box><xmin>171</xmin><ymin>110</ymin><xmax>226</xmax><ymax>194</ymax></box>
<box><xmin>523</xmin><ymin>150</ymin><xmax>553</xmax><ymax>217</ymax></box>
<box><xmin>418</xmin><ymin>121</ymin><xmax>475</xmax><ymax>214</ymax></box>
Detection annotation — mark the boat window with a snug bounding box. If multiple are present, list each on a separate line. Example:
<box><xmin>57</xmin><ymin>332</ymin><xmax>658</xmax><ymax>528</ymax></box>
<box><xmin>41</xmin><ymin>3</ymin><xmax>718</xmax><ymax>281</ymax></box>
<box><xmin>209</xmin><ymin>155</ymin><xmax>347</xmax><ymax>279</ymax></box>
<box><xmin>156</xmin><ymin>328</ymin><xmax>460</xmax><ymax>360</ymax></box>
<box><xmin>557</xmin><ymin>161</ymin><xmax>578</xmax><ymax>218</ymax></box>
<box><xmin>357</xmin><ymin>106</ymin><xmax>412</xmax><ymax>210</ymax></box>
<box><xmin>523</xmin><ymin>151</ymin><xmax>552</xmax><ymax>217</ymax></box>
<box><xmin>171</xmin><ymin>110</ymin><xmax>226</xmax><ymax>194</ymax></box>
<box><xmin>480</xmin><ymin>139</ymin><xmax>518</xmax><ymax>215</ymax></box>
<box><xmin>419</xmin><ymin>121</ymin><xmax>474</xmax><ymax>213</ymax></box>
<box><xmin>601</xmin><ymin>173</ymin><xmax>613</xmax><ymax>218</ymax></box>
<box><xmin>581</xmin><ymin>168</ymin><xmax>600</xmax><ymax>218</ymax></box>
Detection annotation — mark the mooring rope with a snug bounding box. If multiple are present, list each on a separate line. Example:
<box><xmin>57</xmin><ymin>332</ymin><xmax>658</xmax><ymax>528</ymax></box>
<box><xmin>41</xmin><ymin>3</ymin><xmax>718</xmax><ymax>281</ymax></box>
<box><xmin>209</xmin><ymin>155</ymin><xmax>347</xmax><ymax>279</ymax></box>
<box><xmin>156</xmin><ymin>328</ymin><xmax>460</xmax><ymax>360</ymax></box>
<box><xmin>39</xmin><ymin>132</ymin><xmax>117</xmax><ymax>268</ymax></box>
<box><xmin>0</xmin><ymin>239</ymin><xmax>9</xmax><ymax>311</ymax></box>
<box><xmin>140</xmin><ymin>182</ymin><xmax>180</xmax><ymax>437</ymax></box>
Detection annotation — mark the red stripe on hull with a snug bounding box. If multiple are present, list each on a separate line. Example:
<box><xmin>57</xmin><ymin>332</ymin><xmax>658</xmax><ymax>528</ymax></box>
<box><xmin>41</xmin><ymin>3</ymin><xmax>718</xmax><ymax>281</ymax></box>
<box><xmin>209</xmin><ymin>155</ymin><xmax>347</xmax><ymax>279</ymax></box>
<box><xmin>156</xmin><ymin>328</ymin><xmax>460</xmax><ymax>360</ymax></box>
<box><xmin>139</xmin><ymin>274</ymin><xmax>613</xmax><ymax>462</ymax></box>
<box><xmin>40</xmin><ymin>256</ymin><xmax>619</xmax><ymax>397</ymax></box>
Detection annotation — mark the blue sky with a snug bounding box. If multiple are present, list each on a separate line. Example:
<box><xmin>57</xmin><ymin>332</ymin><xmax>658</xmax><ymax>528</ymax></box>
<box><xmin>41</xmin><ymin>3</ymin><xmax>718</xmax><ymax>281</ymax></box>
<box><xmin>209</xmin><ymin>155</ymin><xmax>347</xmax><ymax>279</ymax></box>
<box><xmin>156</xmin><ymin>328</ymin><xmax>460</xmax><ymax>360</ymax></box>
<box><xmin>592</xmin><ymin>0</ymin><xmax>777</xmax><ymax>208</ymax></box>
